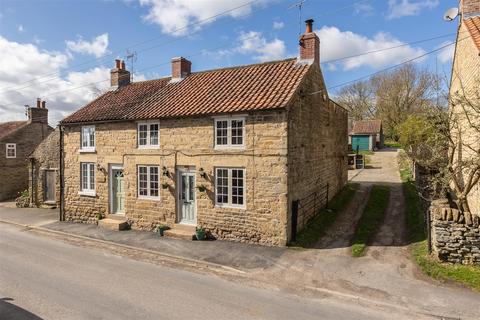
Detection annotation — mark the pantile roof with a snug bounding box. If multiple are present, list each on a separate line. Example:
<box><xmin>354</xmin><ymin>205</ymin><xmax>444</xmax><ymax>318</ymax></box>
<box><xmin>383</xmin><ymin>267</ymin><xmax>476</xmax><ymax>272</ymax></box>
<box><xmin>464</xmin><ymin>16</ymin><xmax>480</xmax><ymax>51</ymax></box>
<box><xmin>0</xmin><ymin>121</ymin><xmax>28</xmax><ymax>140</ymax></box>
<box><xmin>350</xmin><ymin>119</ymin><xmax>382</xmax><ymax>135</ymax></box>
<box><xmin>61</xmin><ymin>58</ymin><xmax>310</xmax><ymax>124</ymax></box>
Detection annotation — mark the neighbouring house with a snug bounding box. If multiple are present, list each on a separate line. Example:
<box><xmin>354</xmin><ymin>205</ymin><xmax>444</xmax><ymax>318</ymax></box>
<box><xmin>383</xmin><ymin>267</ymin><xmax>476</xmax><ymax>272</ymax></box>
<box><xmin>428</xmin><ymin>0</ymin><xmax>480</xmax><ymax>265</ymax></box>
<box><xmin>349</xmin><ymin>119</ymin><xmax>383</xmax><ymax>151</ymax></box>
<box><xmin>29</xmin><ymin>128</ymin><xmax>60</xmax><ymax>208</ymax></box>
<box><xmin>59</xmin><ymin>19</ymin><xmax>348</xmax><ymax>246</ymax></box>
<box><xmin>449</xmin><ymin>0</ymin><xmax>480</xmax><ymax>217</ymax></box>
<box><xmin>0</xmin><ymin>100</ymin><xmax>53</xmax><ymax>201</ymax></box>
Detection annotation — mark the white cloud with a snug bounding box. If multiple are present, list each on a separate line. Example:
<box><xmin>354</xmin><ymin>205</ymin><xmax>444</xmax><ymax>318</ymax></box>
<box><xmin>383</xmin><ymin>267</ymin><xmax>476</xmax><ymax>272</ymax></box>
<box><xmin>139</xmin><ymin>0</ymin><xmax>266</xmax><ymax>36</ymax></box>
<box><xmin>273</xmin><ymin>21</ymin><xmax>284</xmax><ymax>30</ymax></box>
<box><xmin>437</xmin><ymin>41</ymin><xmax>455</xmax><ymax>63</ymax></box>
<box><xmin>236</xmin><ymin>31</ymin><xmax>287</xmax><ymax>62</ymax></box>
<box><xmin>354</xmin><ymin>2</ymin><xmax>374</xmax><ymax>16</ymax></box>
<box><xmin>17</xmin><ymin>24</ymin><xmax>24</xmax><ymax>33</ymax></box>
<box><xmin>0</xmin><ymin>36</ymin><xmax>111</xmax><ymax>125</ymax></box>
<box><xmin>66</xmin><ymin>33</ymin><xmax>109</xmax><ymax>58</ymax></box>
<box><xmin>316</xmin><ymin>26</ymin><xmax>426</xmax><ymax>70</ymax></box>
<box><xmin>386</xmin><ymin>0</ymin><xmax>439</xmax><ymax>19</ymax></box>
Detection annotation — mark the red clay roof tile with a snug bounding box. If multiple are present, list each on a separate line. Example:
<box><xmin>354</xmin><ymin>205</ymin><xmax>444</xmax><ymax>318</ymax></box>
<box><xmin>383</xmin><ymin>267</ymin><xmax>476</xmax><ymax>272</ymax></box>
<box><xmin>61</xmin><ymin>58</ymin><xmax>310</xmax><ymax>124</ymax></box>
<box><xmin>464</xmin><ymin>16</ymin><xmax>480</xmax><ymax>52</ymax></box>
<box><xmin>0</xmin><ymin>121</ymin><xmax>28</xmax><ymax>140</ymax></box>
<box><xmin>351</xmin><ymin>119</ymin><xmax>382</xmax><ymax>134</ymax></box>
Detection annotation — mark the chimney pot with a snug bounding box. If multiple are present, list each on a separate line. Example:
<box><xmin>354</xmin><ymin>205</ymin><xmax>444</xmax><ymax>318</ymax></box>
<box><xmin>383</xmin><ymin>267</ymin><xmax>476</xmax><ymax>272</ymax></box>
<box><xmin>28</xmin><ymin>99</ymin><xmax>48</xmax><ymax>124</ymax></box>
<box><xmin>36</xmin><ymin>98</ymin><xmax>41</xmax><ymax>108</ymax></box>
<box><xmin>115</xmin><ymin>59</ymin><xmax>121</xmax><ymax>69</ymax></box>
<box><xmin>305</xmin><ymin>19</ymin><xmax>314</xmax><ymax>33</ymax></box>
<box><xmin>41</xmin><ymin>101</ymin><xmax>46</xmax><ymax>109</ymax></box>
<box><xmin>121</xmin><ymin>60</ymin><xmax>125</xmax><ymax>70</ymax></box>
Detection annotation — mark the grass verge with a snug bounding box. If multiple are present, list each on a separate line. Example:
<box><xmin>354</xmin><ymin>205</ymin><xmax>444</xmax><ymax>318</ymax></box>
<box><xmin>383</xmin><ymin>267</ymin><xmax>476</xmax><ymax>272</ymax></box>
<box><xmin>398</xmin><ymin>150</ymin><xmax>480</xmax><ymax>291</ymax></box>
<box><xmin>289</xmin><ymin>183</ymin><xmax>359</xmax><ymax>248</ymax></box>
<box><xmin>384</xmin><ymin>140</ymin><xmax>402</xmax><ymax>148</ymax></box>
<box><xmin>351</xmin><ymin>185</ymin><xmax>390</xmax><ymax>257</ymax></box>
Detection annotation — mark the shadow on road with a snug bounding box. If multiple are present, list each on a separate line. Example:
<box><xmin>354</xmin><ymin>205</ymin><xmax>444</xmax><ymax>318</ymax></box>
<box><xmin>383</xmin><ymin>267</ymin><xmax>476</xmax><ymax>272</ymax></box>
<box><xmin>0</xmin><ymin>297</ymin><xmax>43</xmax><ymax>320</ymax></box>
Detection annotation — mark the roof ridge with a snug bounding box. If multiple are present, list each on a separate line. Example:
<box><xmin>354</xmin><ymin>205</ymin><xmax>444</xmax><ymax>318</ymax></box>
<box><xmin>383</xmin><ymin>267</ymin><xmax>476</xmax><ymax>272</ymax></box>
<box><xmin>190</xmin><ymin>57</ymin><xmax>298</xmax><ymax>76</ymax></box>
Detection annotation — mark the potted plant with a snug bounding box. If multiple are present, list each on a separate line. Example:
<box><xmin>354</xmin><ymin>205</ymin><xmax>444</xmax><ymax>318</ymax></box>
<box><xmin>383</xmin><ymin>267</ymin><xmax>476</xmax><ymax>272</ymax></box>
<box><xmin>197</xmin><ymin>184</ymin><xmax>207</xmax><ymax>192</ymax></box>
<box><xmin>157</xmin><ymin>225</ymin><xmax>170</xmax><ymax>236</ymax></box>
<box><xmin>97</xmin><ymin>213</ymin><xmax>103</xmax><ymax>221</ymax></box>
<box><xmin>195</xmin><ymin>227</ymin><xmax>206</xmax><ymax>240</ymax></box>
<box><xmin>161</xmin><ymin>182</ymin><xmax>169</xmax><ymax>189</ymax></box>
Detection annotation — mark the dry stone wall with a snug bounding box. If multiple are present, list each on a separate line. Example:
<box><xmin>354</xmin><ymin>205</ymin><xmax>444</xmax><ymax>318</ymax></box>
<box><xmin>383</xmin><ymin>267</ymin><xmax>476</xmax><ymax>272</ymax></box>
<box><xmin>430</xmin><ymin>201</ymin><xmax>480</xmax><ymax>265</ymax></box>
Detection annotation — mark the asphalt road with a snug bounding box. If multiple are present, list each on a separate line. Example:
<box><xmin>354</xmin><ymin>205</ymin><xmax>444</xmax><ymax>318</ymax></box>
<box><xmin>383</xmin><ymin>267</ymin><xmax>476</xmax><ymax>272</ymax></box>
<box><xmin>0</xmin><ymin>223</ymin><xmax>420</xmax><ymax>320</ymax></box>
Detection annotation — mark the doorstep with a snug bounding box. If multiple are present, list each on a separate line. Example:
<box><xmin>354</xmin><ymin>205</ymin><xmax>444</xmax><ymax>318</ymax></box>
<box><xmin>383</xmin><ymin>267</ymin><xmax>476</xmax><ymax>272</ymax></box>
<box><xmin>164</xmin><ymin>224</ymin><xmax>196</xmax><ymax>240</ymax></box>
<box><xmin>98</xmin><ymin>215</ymin><xmax>129</xmax><ymax>231</ymax></box>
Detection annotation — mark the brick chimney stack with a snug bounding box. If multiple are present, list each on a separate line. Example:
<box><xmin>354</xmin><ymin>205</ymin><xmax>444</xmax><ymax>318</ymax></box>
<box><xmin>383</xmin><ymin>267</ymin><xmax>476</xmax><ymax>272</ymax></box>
<box><xmin>171</xmin><ymin>57</ymin><xmax>191</xmax><ymax>82</ymax></box>
<box><xmin>299</xmin><ymin>19</ymin><xmax>320</xmax><ymax>65</ymax></box>
<box><xmin>461</xmin><ymin>0</ymin><xmax>480</xmax><ymax>18</ymax></box>
<box><xmin>28</xmin><ymin>98</ymin><xmax>48</xmax><ymax>124</ymax></box>
<box><xmin>111</xmin><ymin>59</ymin><xmax>130</xmax><ymax>89</ymax></box>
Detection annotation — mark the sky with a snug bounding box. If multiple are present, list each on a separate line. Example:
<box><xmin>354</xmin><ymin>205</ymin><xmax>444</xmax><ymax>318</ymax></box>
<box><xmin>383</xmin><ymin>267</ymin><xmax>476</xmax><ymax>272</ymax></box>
<box><xmin>0</xmin><ymin>0</ymin><xmax>461</xmax><ymax>125</ymax></box>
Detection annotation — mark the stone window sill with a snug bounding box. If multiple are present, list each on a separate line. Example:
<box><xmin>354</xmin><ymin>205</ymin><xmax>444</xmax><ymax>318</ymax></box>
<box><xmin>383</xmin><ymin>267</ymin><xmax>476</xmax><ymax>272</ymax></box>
<box><xmin>78</xmin><ymin>191</ymin><xmax>96</xmax><ymax>197</ymax></box>
<box><xmin>79</xmin><ymin>149</ymin><xmax>96</xmax><ymax>154</ymax></box>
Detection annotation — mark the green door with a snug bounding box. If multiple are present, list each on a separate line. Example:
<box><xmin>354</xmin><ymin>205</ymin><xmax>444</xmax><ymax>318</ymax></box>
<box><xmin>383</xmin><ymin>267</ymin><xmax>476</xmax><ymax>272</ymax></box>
<box><xmin>352</xmin><ymin>135</ymin><xmax>370</xmax><ymax>151</ymax></box>
<box><xmin>112</xmin><ymin>169</ymin><xmax>125</xmax><ymax>214</ymax></box>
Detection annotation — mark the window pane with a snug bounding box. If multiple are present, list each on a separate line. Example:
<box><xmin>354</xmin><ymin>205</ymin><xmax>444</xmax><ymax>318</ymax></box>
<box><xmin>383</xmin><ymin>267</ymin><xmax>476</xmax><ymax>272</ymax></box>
<box><xmin>81</xmin><ymin>163</ymin><xmax>87</xmax><ymax>190</ymax></box>
<box><xmin>231</xmin><ymin>120</ymin><xmax>243</xmax><ymax>145</ymax></box>
<box><xmin>89</xmin><ymin>128</ymin><xmax>95</xmax><ymax>147</ymax></box>
<box><xmin>89</xmin><ymin>164</ymin><xmax>95</xmax><ymax>190</ymax></box>
<box><xmin>139</xmin><ymin>166</ymin><xmax>148</xmax><ymax>196</ymax></box>
<box><xmin>232</xmin><ymin>169</ymin><xmax>244</xmax><ymax>205</ymax></box>
<box><xmin>139</xmin><ymin>124</ymin><xmax>148</xmax><ymax>146</ymax></box>
<box><xmin>150</xmin><ymin>167</ymin><xmax>159</xmax><ymax>197</ymax></box>
<box><xmin>216</xmin><ymin>121</ymin><xmax>228</xmax><ymax>145</ymax></box>
<box><xmin>82</xmin><ymin>128</ymin><xmax>88</xmax><ymax>147</ymax></box>
<box><xmin>150</xmin><ymin>124</ymin><xmax>159</xmax><ymax>145</ymax></box>
<box><xmin>216</xmin><ymin>169</ymin><xmax>228</xmax><ymax>204</ymax></box>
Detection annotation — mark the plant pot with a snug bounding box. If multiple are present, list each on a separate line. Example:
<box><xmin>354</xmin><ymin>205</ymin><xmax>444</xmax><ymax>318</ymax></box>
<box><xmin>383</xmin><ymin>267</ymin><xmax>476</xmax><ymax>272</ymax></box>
<box><xmin>196</xmin><ymin>229</ymin><xmax>206</xmax><ymax>241</ymax></box>
<box><xmin>158</xmin><ymin>228</ymin><xmax>165</xmax><ymax>236</ymax></box>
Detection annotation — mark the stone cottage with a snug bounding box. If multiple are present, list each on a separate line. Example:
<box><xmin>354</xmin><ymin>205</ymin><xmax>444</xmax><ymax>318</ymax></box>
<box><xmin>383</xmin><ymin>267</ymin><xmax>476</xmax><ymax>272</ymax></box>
<box><xmin>29</xmin><ymin>128</ymin><xmax>60</xmax><ymax>207</ymax></box>
<box><xmin>429</xmin><ymin>0</ymin><xmax>480</xmax><ymax>265</ymax></box>
<box><xmin>59</xmin><ymin>20</ymin><xmax>348</xmax><ymax>246</ymax></box>
<box><xmin>449</xmin><ymin>0</ymin><xmax>480</xmax><ymax>217</ymax></box>
<box><xmin>0</xmin><ymin>100</ymin><xmax>53</xmax><ymax>201</ymax></box>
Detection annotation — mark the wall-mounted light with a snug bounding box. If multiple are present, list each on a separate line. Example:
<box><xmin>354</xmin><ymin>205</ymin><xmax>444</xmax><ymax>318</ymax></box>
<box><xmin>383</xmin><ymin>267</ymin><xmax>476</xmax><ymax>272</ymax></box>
<box><xmin>199</xmin><ymin>167</ymin><xmax>207</xmax><ymax>179</ymax></box>
<box><xmin>162</xmin><ymin>166</ymin><xmax>169</xmax><ymax>177</ymax></box>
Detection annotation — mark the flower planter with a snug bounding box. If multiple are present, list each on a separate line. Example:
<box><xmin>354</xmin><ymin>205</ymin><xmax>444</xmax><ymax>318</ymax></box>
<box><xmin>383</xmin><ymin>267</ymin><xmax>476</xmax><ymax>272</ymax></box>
<box><xmin>196</xmin><ymin>229</ymin><xmax>206</xmax><ymax>241</ymax></box>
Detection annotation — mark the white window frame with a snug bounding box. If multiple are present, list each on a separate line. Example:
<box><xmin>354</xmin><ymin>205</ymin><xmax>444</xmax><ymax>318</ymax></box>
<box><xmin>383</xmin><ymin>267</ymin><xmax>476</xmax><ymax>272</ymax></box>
<box><xmin>137</xmin><ymin>121</ymin><xmax>160</xmax><ymax>149</ymax></box>
<box><xmin>137</xmin><ymin>165</ymin><xmax>160</xmax><ymax>200</ymax></box>
<box><xmin>214</xmin><ymin>116</ymin><xmax>246</xmax><ymax>149</ymax></box>
<box><xmin>5</xmin><ymin>143</ymin><xmax>16</xmax><ymax>158</ymax></box>
<box><xmin>215</xmin><ymin>167</ymin><xmax>246</xmax><ymax>209</ymax></box>
<box><xmin>80</xmin><ymin>125</ymin><xmax>95</xmax><ymax>152</ymax></box>
<box><xmin>79</xmin><ymin>162</ymin><xmax>96</xmax><ymax>196</ymax></box>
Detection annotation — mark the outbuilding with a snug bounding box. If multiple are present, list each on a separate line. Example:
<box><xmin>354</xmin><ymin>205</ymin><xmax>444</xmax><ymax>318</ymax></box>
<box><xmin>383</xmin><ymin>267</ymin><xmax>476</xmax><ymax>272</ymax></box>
<box><xmin>349</xmin><ymin>120</ymin><xmax>383</xmax><ymax>151</ymax></box>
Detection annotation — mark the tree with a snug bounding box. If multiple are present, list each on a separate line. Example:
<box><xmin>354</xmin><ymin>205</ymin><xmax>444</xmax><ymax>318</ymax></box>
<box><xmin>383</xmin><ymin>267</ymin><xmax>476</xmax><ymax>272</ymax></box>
<box><xmin>372</xmin><ymin>64</ymin><xmax>439</xmax><ymax>140</ymax></box>
<box><xmin>336</xmin><ymin>80</ymin><xmax>375</xmax><ymax>121</ymax></box>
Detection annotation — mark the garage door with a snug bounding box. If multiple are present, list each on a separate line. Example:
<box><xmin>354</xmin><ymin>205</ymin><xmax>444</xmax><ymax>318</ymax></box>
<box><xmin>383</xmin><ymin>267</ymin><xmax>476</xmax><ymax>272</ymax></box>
<box><xmin>352</xmin><ymin>135</ymin><xmax>370</xmax><ymax>151</ymax></box>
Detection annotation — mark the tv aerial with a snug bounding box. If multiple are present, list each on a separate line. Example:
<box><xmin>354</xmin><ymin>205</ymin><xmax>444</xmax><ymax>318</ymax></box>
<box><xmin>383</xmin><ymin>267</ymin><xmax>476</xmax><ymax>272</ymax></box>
<box><xmin>126</xmin><ymin>50</ymin><xmax>138</xmax><ymax>82</ymax></box>
<box><xmin>443</xmin><ymin>7</ymin><xmax>459</xmax><ymax>22</ymax></box>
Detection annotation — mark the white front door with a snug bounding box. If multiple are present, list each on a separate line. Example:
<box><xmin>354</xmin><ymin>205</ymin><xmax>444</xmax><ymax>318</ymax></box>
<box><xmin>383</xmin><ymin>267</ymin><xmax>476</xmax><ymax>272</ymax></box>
<box><xmin>178</xmin><ymin>169</ymin><xmax>196</xmax><ymax>225</ymax></box>
<box><xmin>111</xmin><ymin>166</ymin><xmax>125</xmax><ymax>214</ymax></box>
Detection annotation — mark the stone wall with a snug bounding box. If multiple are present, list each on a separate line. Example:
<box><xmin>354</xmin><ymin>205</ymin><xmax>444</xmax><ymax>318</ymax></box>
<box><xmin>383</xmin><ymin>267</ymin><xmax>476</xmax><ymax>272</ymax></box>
<box><xmin>286</xmin><ymin>63</ymin><xmax>348</xmax><ymax>241</ymax></box>
<box><xmin>63</xmin><ymin>110</ymin><xmax>290</xmax><ymax>245</ymax></box>
<box><xmin>430</xmin><ymin>201</ymin><xmax>480</xmax><ymax>265</ymax></box>
<box><xmin>0</xmin><ymin>122</ymin><xmax>52</xmax><ymax>201</ymax></box>
<box><xmin>29</xmin><ymin>128</ymin><xmax>60</xmax><ymax>206</ymax></box>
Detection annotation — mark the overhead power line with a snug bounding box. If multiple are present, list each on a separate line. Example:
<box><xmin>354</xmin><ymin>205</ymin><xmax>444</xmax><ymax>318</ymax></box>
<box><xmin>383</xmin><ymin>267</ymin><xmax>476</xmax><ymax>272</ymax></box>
<box><xmin>0</xmin><ymin>0</ymin><xmax>374</xmax><ymax>95</ymax></box>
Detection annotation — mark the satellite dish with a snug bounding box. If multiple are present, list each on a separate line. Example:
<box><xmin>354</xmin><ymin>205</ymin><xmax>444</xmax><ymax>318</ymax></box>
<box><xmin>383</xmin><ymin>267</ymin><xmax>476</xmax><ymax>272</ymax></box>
<box><xmin>443</xmin><ymin>7</ymin><xmax>459</xmax><ymax>21</ymax></box>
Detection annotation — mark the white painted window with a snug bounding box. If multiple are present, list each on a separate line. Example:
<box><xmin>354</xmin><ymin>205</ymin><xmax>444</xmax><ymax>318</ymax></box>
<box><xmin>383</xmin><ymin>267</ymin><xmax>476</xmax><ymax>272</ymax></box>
<box><xmin>5</xmin><ymin>143</ymin><xmax>16</xmax><ymax>158</ymax></box>
<box><xmin>81</xmin><ymin>126</ymin><xmax>95</xmax><ymax>151</ymax></box>
<box><xmin>215</xmin><ymin>168</ymin><xmax>245</xmax><ymax>208</ymax></box>
<box><xmin>80</xmin><ymin>163</ymin><xmax>95</xmax><ymax>196</ymax></box>
<box><xmin>138</xmin><ymin>165</ymin><xmax>160</xmax><ymax>199</ymax></box>
<box><xmin>214</xmin><ymin>117</ymin><xmax>245</xmax><ymax>148</ymax></box>
<box><xmin>138</xmin><ymin>121</ymin><xmax>159</xmax><ymax>148</ymax></box>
